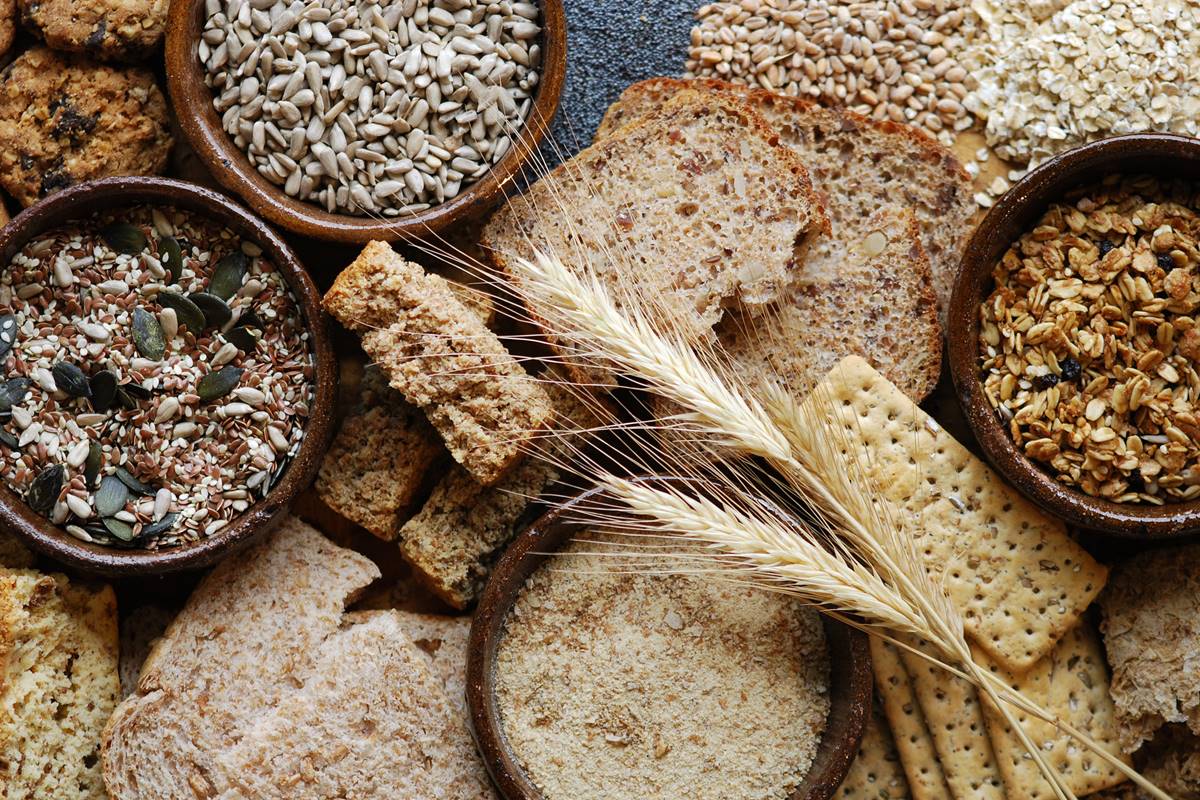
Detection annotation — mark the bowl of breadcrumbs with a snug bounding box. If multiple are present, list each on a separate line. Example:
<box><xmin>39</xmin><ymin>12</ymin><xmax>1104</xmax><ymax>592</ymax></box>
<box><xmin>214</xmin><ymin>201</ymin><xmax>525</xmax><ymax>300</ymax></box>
<box><xmin>949</xmin><ymin>133</ymin><xmax>1200</xmax><ymax>540</ymax></box>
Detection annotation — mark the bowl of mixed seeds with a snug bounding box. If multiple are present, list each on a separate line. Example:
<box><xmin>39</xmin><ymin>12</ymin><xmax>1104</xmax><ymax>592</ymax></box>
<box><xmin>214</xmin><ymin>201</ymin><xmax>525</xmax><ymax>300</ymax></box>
<box><xmin>0</xmin><ymin>176</ymin><xmax>337</xmax><ymax>575</ymax></box>
<box><xmin>949</xmin><ymin>134</ymin><xmax>1200</xmax><ymax>540</ymax></box>
<box><xmin>165</xmin><ymin>0</ymin><xmax>566</xmax><ymax>243</ymax></box>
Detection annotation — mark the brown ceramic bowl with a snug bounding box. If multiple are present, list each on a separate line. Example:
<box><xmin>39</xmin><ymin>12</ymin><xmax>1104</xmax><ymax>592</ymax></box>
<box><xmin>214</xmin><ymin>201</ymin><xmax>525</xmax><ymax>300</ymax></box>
<box><xmin>0</xmin><ymin>176</ymin><xmax>337</xmax><ymax>576</ymax></box>
<box><xmin>164</xmin><ymin>0</ymin><xmax>566</xmax><ymax>243</ymax></box>
<box><xmin>467</xmin><ymin>480</ymin><xmax>873</xmax><ymax>800</ymax></box>
<box><xmin>948</xmin><ymin>133</ymin><xmax>1200</xmax><ymax>540</ymax></box>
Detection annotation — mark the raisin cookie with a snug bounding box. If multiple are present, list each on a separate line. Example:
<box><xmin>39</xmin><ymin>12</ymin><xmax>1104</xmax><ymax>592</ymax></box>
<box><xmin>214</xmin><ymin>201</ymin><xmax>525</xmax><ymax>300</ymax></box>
<box><xmin>18</xmin><ymin>0</ymin><xmax>168</xmax><ymax>61</ymax></box>
<box><xmin>0</xmin><ymin>48</ymin><xmax>172</xmax><ymax>206</ymax></box>
<box><xmin>0</xmin><ymin>0</ymin><xmax>15</xmax><ymax>59</ymax></box>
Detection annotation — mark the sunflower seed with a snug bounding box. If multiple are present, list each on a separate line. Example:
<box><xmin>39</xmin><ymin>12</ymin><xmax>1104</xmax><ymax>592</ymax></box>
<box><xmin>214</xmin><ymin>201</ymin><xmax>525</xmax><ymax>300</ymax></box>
<box><xmin>31</xmin><ymin>367</ymin><xmax>56</xmax><ymax>393</ymax></box>
<box><xmin>27</xmin><ymin>465</ymin><xmax>63</xmax><ymax>515</ymax></box>
<box><xmin>160</xmin><ymin>307</ymin><xmax>179</xmax><ymax>340</ymax></box>
<box><xmin>66</xmin><ymin>525</ymin><xmax>93</xmax><ymax>542</ymax></box>
<box><xmin>66</xmin><ymin>439</ymin><xmax>91</xmax><ymax>468</ymax></box>
<box><xmin>67</xmin><ymin>492</ymin><xmax>93</xmax><ymax>519</ymax></box>
<box><xmin>190</xmin><ymin>292</ymin><xmax>233</xmax><ymax>329</ymax></box>
<box><xmin>233</xmin><ymin>386</ymin><xmax>266</xmax><ymax>406</ymax></box>
<box><xmin>52</xmin><ymin>362</ymin><xmax>92</xmax><ymax>398</ymax></box>
<box><xmin>101</xmin><ymin>223</ymin><xmax>148</xmax><ymax>255</ymax></box>
<box><xmin>132</xmin><ymin>307</ymin><xmax>167</xmax><ymax>361</ymax></box>
<box><xmin>77</xmin><ymin>321</ymin><xmax>111</xmax><ymax>342</ymax></box>
<box><xmin>51</xmin><ymin>499</ymin><xmax>69</xmax><ymax>524</ymax></box>
<box><xmin>211</xmin><ymin>341</ymin><xmax>239</xmax><ymax>367</ymax></box>
<box><xmin>95</xmin><ymin>475</ymin><xmax>130</xmax><ymax>517</ymax></box>
<box><xmin>153</xmin><ymin>488</ymin><xmax>174</xmax><ymax>520</ymax></box>
<box><xmin>198</xmin><ymin>366</ymin><xmax>243</xmax><ymax>401</ymax></box>
<box><xmin>10</xmin><ymin>407</ymin><xmax>31</xmax><ymax>429</ymax></box>
<box><xmin>157</xmin><ymin>292</ymin><xmax>206</xmax><ymax>334</ymax></box>
<box><xmin>154</xmin><ymin>397</ymin><xmax>181</xmax><ymax>423</ymax></box>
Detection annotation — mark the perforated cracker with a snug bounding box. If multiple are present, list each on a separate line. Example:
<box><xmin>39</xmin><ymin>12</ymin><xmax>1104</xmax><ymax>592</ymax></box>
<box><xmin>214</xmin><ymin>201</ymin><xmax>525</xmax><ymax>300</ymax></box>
<box><xmin>806</xmin><ymin>356</ymin><xmax>1107</xmax><ymax>671</ymax></box>
<box><xmin>974</xmin><ymin>620</ymin><xmax>1129</xmax><ymax>799</ymax></box>
<box><xmin>837</xmin><ymin>699</ymin><xmax>911</xmax><ymax>799</ymax></box>
<box><xmin>870</xmin><ymin>637</ymin><xmax>951</xmax><ymax>800</ymax></box>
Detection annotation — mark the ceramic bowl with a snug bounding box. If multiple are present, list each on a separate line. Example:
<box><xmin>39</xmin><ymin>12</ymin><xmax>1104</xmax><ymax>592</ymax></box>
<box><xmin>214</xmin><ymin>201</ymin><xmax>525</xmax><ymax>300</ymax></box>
<box><xmin>948</xmin><ymin>133</ymin><xmax>1200</xmax><ymax>539</ymax></box>
<box><xmin>163</xmin><ymin>0</ymin><xmax>566</xmax><ymax>243</ymax></box>
<box><xmin>0</xmin><ymin>176</ymin><xmax>337</xmax><ymax>576</ymax></box>
<box><xmin>467</xmin><ymin>480</ymin><xmax>873</xmax><ymax>800</ymax></box>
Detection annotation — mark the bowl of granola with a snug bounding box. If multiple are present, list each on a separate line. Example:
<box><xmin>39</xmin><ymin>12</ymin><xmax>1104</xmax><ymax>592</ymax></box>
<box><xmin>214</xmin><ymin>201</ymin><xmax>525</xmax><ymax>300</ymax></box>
<box><xmin>949</xmin><ymin>134</ymin><xmax>1200</xmax><ymax>539</ymax></box>
<box><xmin>0</xmin><ymin>176</ymin><xmax>337</xmax><ymax>575</ymax></box>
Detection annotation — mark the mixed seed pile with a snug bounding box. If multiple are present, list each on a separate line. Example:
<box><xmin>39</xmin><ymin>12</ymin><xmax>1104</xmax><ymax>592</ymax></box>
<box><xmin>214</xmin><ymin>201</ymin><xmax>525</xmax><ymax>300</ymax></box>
<box><xmin>0</xmin><ymin>207</ymin><xmax>313</xmax><ymax>548</ymax></box>
<box><xmin>979</xmin><ymin>176</ymin><xmax>1200</xmax><ymax>504</ymax></box>
<box><xmin>201</xmin><ymin>0</ymin><xmax>542</xmax><ymax>216</ymax></box>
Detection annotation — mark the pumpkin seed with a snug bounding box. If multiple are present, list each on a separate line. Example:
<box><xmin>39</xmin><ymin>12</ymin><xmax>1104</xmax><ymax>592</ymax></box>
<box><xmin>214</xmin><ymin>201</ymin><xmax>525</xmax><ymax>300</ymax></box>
<box><xmin>157</xmin><ymin>292</ymin><xmax>205</xmax><ymax>334</ymax></box>
<box><xmin>115</xmin><ymin>466</ymin><xmax>153</xmax><ymax>495</ymax></box>
<box><xmin>190</xmin><ymin>292</ymin><xmax>233</xmax><ymax>329</ymax></box>
<box><xmin>0</xmin><ymin>430</ymin><xmax>17</xmax><ymax>449</ymax></box>
<box><xmin>52</xmin><ymin>362</ymin><xmax>91</xmax><ymax>398</ymax></box>
<box><xmin>84</xmin><ymin>442</ymin><xmax>102</xmax><ymax>488</ymax></box>
<box><xmin>95</xmin><ymin>475</ymin><xmax>130</xmax><ymax>517</ymax></box>
<box><xmin>27</xmin><ymin>465</ymin><xmax>63</xmax><ymax>515</ymax></box>
<box><xmin>226</xmin><ymin>327</ymin><xmax>259</xmax><ymax>353</ymax></box>
<box><xmin>158</xmin><ymin>235</ymin><xmax>183</xmax><ymax>283</ymax></box>
<box><xmin>100</xmin><ymin>223</ymin><xmax>148</xmax><ymax>255</ymax></box>
<box><xmin>89</xmin><ymin>370</ymin><xmax>118</xmax><ymax>412</ymax></box>
<box><xmin>210</xmin><ymin>251</ymin><xmax>248</xmax><ymax>300</ymax></box>
<box><xmin>198</xmin><ymin>366</ymin><xmax>243</xmax><ymax>401</ymax></box>
<box><xmin>102</xmin><ymin>517</ymin><xmax>135</xmax><ymax>541</ymax></box>
<box><xmin>132</xmin><ymin>307</ymin><xmax>167</xmax><ymax>360</ymax></box>
<box><xmin>0</xmin><ymin>378</ymin><xmax>30</xmax><ymax>413</ymax></box>
<box><xmin>115</xmin><ymin>387</ymin><xmax>136</xmax><ymax>410</ymax></box>
<box><xmin>123</xmin><ymin>382</ymin><xmax>153</xmax><ymax>400</ymax></box>
<box><xmin>139</xmin><ymin>512</ymin><xmax>179</xmax><ymax>538</ymax></box>
<box><xmin>234</xmin><ymin>309</ymin><xmax>263</xmax><ymax>330</ymax></box>
<box><xmin>0</xmin><ymin>314</ymin><xmax>16</xmax><ymax>359</ymax></box>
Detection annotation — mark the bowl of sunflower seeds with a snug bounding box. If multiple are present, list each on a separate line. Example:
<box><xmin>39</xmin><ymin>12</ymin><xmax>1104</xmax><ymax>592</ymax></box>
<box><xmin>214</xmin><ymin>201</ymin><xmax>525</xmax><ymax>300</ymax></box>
<box><xmin>0</xmin><ymin>176</ymin><xmax>337</xmax><ymax>576</ymax></box>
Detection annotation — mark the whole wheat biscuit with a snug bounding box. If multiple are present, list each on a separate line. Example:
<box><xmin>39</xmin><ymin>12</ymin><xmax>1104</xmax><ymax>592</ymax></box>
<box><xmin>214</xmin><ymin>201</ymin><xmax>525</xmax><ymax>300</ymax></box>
<box><xmin>897</xmin><ymin>636</ymin><xmax>1005</xmax><ymax>800</ymax></box>
<box><xmin>869</xmin><ymin>637</ymin><xmax>952</xmax><ymax>800</ymax></box>
<box><xmin>836</xmin><ymin>699</ymin><xmax>911</xmax><ymax>799</ymax></box>
<box><xmin>973</xmin><ymin>620</ymin><xmax>1129</xmax><ymax>799</ymax></box>
<box><xmin>804</xmin><ymin>356</ymin><xmax>1107</xmax><ymax>671</ymax></box>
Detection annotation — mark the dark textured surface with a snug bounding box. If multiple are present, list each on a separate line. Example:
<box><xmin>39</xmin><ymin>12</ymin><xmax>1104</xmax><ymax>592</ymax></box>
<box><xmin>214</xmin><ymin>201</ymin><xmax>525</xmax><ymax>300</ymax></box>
<box><xmin>541</xmin><ymin>0</ymin><xmax>694</xmax><ymax>166</ymax></box>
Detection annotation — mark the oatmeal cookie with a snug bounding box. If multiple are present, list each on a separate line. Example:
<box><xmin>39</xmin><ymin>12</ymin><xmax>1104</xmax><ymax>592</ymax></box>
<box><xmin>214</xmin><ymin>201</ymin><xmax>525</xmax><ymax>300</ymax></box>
<box><xmin>18</xmin><ymin>0</ymin><xmax>168</xmax><ymax>61</ymax></box>
<box><xmin>0</xmin><ymin>48</ymin><xmax>172</xmax><ymax>206</ymax></box>
<box><xmin>0</xmin><ymin>0</ymin><xmax>15</xmax><ymax>59</ymax></box>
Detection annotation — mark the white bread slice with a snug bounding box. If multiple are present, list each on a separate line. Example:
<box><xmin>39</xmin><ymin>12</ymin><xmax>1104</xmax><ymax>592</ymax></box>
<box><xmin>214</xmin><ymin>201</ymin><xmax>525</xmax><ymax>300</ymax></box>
<box><xmin>102</xmin><ymin>517</ymin><xmax>381</xmax><ymax>800</ymax></box>
<box><xmin>483</xmin><ymin>89</ymin><xmax>829</xmax><ymax>349</ymax></box>
<box><xmin>597</xmin><ymin>78</ymin><xmax>974</xmax><ymax>323</ymax></box>
<box><xmin>394</xmin><ymin>610</ymin><xmax>471</xmax><ymax>712</ymax></box>
<box><xmin>217</xmin><ymin>611</ymin><xmax>492</xmax><ymax>800</ymax></box>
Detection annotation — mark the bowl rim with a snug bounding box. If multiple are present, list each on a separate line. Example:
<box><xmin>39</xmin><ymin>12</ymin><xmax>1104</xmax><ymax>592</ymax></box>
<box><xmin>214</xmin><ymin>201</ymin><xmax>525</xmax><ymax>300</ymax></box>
<box><xmin>163</xmin><ymin>0</ymin><xmax>566</xmax><ymax>244</ymax></box>
<box><xmin>0</xmin><ymin>175</ymin><xmax>337</xmax><ymax>576</ymax></box>
<box><xmin>948</xmin><ymin>132</ymin><xmax>1200</xmax><ymax>540</ymax></box>
<box><xmin>466</xmin><ymin>478</ymin><xmax>873</xmax><ymax>800</ymax></box>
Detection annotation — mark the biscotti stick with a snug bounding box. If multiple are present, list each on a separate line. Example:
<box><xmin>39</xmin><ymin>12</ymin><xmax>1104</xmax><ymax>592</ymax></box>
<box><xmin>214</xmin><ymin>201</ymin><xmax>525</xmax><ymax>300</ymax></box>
<box><xmin>324</xmin><ymin>241</ymin><xmax>554</xmax><ymax>486</ymax></box>
<box><xmin>870</xmin><ymin>637</ymin><xmax>952</xmax><ymax>800</ymax></box>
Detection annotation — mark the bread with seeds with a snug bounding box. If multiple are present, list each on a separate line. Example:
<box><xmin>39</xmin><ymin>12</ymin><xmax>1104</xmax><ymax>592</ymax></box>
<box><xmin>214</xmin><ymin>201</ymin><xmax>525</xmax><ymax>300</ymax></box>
<box><xmin>324</xmin><ymin>241</ymin><xmax>554</xmax><ymax>486</ymax></box>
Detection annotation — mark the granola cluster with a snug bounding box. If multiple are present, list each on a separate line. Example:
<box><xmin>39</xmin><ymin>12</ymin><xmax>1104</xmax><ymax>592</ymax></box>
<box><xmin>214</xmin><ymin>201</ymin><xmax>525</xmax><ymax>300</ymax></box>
<box><xmin>979</xmin><ymin>175</ymin><xmax>1200</xmax><ymax>504</ymax></box>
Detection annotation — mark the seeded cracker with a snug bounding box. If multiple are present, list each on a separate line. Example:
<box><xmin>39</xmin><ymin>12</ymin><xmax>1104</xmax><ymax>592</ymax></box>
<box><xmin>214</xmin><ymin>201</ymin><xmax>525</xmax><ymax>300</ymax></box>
<box><xmin>973</xmin><ymin>620</ymin><xmax>1129</xmax><ymax>799</ymax></box>
<box><xmin>896</xmin><ymin>636</ymin><xmax>1005</xmax><ymax>800</ymax></box>
<box><xmin>806</xmin><ymin>356</ymin><xmax>1107</xmax><ymax>671</ymax></box>
<box><xmin>836</xmin><ymin>700</ymin><xmax>910</xmax><ymax>799</ymax></box>
<box><xmin>869</xmin><ymin>638</ymin><xmax>952</xmax><ymax>800</ymax></box>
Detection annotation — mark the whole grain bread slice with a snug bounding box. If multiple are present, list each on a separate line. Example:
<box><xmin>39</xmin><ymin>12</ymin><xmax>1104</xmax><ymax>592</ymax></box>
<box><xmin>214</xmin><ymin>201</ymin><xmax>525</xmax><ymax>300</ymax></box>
<box><xmin>596</xmin><ymin>78</ymin><xmax>974</xmax><ymax>322</ymax></box>
<box><xmin>482</xmin><ymin>89</ymin><xmax>829</xmax><ymax>349</ymax></box>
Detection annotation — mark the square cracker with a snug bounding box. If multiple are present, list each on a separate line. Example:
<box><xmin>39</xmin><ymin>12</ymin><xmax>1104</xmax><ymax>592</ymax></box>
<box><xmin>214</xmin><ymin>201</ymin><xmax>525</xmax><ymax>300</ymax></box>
<box><xmin>870</xmin><ymin>637</ymin><xmax>952</xmax><ymax>800</ymax></box>
<box><xmin>805</xmin><ymin>356</ymin><xmax>1107</xmax><ymax>671</ymax></box>
<box><xmin>836</xmin><ymin>699</ymin><xmax>911</xmax><ymax>799</ymax></box>
<box><xmin>973</xmin><ymin>619</ymin><xmax>1129</xmax><ymax>799</ymax></box>
<box><xmin>897</xmin><ymin>636</ymin><xmax>1005</xmax><ymax>800</ymax></box>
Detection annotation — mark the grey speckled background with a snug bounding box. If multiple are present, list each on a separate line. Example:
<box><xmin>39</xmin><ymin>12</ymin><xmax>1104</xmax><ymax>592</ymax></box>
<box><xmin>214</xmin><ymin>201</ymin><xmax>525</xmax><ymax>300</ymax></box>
<box><xmin>540</xmin><ymin>0</ymin><xmax>695</xmax><ymax>167</ymax></box>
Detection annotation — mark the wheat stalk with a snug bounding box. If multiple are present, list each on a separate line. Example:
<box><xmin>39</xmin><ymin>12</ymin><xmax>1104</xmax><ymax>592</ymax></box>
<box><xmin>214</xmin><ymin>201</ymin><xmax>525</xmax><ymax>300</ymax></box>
<box><xmin>506</xmin><ymin>248</ymin><xmax>1170</xmax><ymax>800</ymax></box>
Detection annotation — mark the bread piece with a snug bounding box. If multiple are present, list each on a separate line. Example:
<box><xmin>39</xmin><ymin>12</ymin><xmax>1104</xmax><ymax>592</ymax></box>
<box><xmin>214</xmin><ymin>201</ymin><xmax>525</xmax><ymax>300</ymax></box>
<box><xmin>1</xmin><ymin>569</ymin><xmax>119</xmax><ymax>800</ymax></box>
<box><xmin>1087</xmin><ymin>726</ymin><xmax>1200</xmax><ymax>800</ymax></box>
<box><xmin>216</xmin><ymin>611</ymin><xmax>493</xmax><ymax>800</ymax></box>
<box><xmin>117</xmin><ymin>604</ymin><xmax>172</xmax><ymax>699</ymax></box>
<box><xmin>596</xmin><ymin>78</ymin><xmax>975</xmax><ymax>321</ymax></box>
<box><xmin>836</xmin><ymin>700</ymin><xmax>911</xmax><ymax>799</ymax></box>
<box><xmin>974</xmin><ymin>620</ymin><xmax>1129</xmax><ymax>798</ymax></box>
<box><xmin>483</xmin><ymin>89</ymin><xmax>829</xmax><ymax>349</ymax></box>
<box><xmin>393</xmin><ymin>610</ymin><xmax>471</xmax><ymax>713</ymax></box>
<box><xmin>325</xmin><ymin>241</ymin><xmax>554</xmax><ymax>486</ymax></box>
<box><xmin>806</xmin><ymin>356</ymin><xmax>1107</xmax><ymax>671</ymax></box>
<box><xmin>102</xmin><ymin>516</ymin><xmax>381</xmax><ymax>800</ymax></box>
<box><xmin>317</xmin><ymin>367</ymin><xmax>445</xmax><ymax>540</ymax></box>
<box><xmin>398</xmin><ymin>371</ymin><xmax>607</xmax><ymax>608</ymax></box>
<box><xmin>1100</xmin><ymin>543</ymin><xmax>1200</xmax><ymax>752</ymax></box>
<box><xmin>718</xmin><ymin>207</ymin><xmax>941</xmax><ymax>402</ymax></box>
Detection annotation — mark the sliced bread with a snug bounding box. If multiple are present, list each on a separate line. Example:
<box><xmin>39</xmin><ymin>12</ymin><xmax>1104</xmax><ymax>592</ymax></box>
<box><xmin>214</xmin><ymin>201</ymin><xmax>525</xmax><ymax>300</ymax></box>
<box><xmin>482</xmin><ymin>89</ymin><xmax>829</xmax><ymax>348</ymax></box>
<box><xmin>216</xmin><ymin>611</ymin><xmax>492</xmax><ymax>800</ymax></box>
<box><xmin>325</xmin><ymin>241</ymin><xmax>554</xmax><ymax>486</ymax></box>
<box><xmin>393</xmin><ymin>610</ymin><xmax>471</xmax><ymax>712</ymax></box>
<box><xmin>596</xmin><ymin>78</ymin><xmax>975</xmax><ymax>322</ymax></box>
<box><xmin>0</xmin><ymin>569</ymin><xmax>119</xmax><ymax>800</ymax></box>
<box><xmin>102</xmin><ymin>516</ymin><xmax>381</xmax><ymax>799</ymax></box>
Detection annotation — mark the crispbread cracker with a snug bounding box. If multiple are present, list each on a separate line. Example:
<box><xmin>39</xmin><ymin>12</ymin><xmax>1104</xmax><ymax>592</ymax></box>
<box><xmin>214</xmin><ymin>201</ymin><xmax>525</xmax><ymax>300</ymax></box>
<box><xmin>806</xmin><ymin>356</ymin><xmax>1107</xmax><ymax>670</ymax></box>
<box><xmin>974</xmin><ymin>620</ymin><xmax>1129</xmax><ymax>798</ymax></box>
<box><xmin>837</xmin><ymin>700</ymin><xmax>911</xmax><ymax>799</ymax></box>
<box><xmin>897</xmin><ymin>636</ymin><xmax>1005</xmax><ymax>800</ymax></box>
<box><xmin>870</xmin><ymin>637</ymin><xmax>952</xmax><ymax>800</ymax></box>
